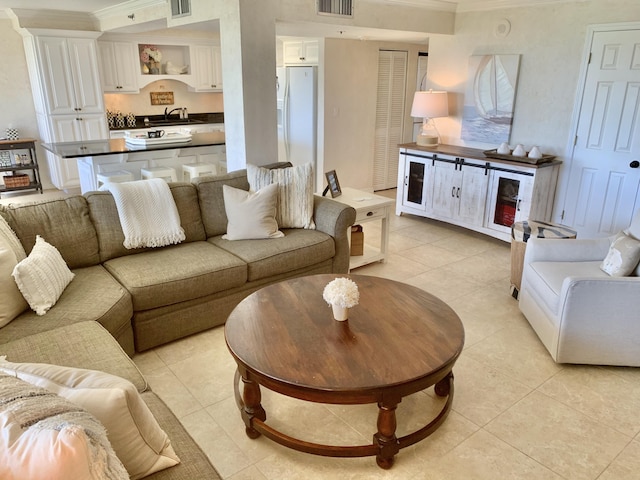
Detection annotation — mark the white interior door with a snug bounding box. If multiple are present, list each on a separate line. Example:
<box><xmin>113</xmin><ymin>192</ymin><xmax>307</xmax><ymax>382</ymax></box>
<box><xmin>373</xmin><ymin>50</ymin><xmax>407</xmax><ymax>191</ymax></box>
<box><xmin>562</xmin><ymin>27</ymin><xmax>640</xmax><ymax>237</ymax></box>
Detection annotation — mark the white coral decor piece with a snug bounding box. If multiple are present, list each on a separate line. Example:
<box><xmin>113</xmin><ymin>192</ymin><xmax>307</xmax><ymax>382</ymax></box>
<box><xmin>322</xmin><ymin>277</ymin><xmax>359</xmax><ymax>308</ymax></box>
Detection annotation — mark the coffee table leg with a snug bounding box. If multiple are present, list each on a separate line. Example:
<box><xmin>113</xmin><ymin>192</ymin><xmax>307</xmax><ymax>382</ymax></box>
<box><xmin>434</xmin><ymin>371</ymin><xmax>453</xmax><ymax>397</ymax></box>
<box><xmin>374</xmin><ymin>401</ymin><xmax>400</xmax><ymax>469</ymax></box>
<box><xmin>240</xmin><ymin>370</ymin><xmax>266</xmax><ymax>439</ymax></box>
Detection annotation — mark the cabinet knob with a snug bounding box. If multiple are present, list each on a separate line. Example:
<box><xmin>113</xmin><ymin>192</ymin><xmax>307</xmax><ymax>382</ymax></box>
<box><xmin>451</xmin><ymin>186</ymin><xmax>455</xmax><ymax>197</ymax></box>
<box><xmin>630</xmin><ymin>160</ymin><xmax>640</xmax><ymax>168</ymax></box>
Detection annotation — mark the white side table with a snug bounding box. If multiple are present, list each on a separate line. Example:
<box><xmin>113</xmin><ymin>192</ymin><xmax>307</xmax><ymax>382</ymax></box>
<box><xmin>330</xmin><ymin>187</ymin><xmax>395</xmax><ymax>270</ymax></box>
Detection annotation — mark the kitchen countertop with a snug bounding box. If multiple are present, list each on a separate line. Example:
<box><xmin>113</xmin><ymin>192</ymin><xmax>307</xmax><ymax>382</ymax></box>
<box><xmin>42</xmin><ymin>131</ymin><xmax>225</xmax><ymax>159</ymax></box>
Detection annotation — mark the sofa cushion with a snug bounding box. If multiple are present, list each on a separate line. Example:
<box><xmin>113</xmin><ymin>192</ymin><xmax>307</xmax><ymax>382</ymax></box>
<box><xmin>0</xmin><ymin>215</ymin><xmax>28</xmax><ymax>327</ymax></box>
<box><xmin>193</xmin><ymin>170</ymin><xmax>250</xmax><ymax>237</ymax></box>
<box><xmin>0</xmin><ymin>373</ymin><xmax>128</xmax><ymax>480</ymax></box>
<box><xmin>12</xmin><ymin>235</ymin><xmax>75</xmax><ymax>316</ymax></box>
<box><xmin>210</xmin><ymin>228</ymin><xmax>335</xmax><ymax>282</ymax></box>
<box><xmin>86</xmin><ymin>183</ymin><xmax>206</xmax><ymax>262</ymax></box>
<box><xmin>247</xmin><ymin>162</ymin><xmax>316</xmax><ymax>229</ymax></box>
<box><xmin>0</xmin><ymin>360</ymin><xmax>180</xmax><ymax>479</ymax></box>
<box><xmin>0</xmin><ymin>321</ymin><xmax>146</xmax><ymax>392</ymax></box>
<box><xmin>0</xmin><ymin>196</ymin><xmax>100</xmax><ymax>269</ymax></box>
<box><xmin>222</xmin><ymin>183</ymin><xmax>284</xmax><ymax>240</ymax></box>
<box><xmin>103</xmin><ymin>241</ymin><xmax>247</xmax><ymax>311</ymax></box>
<box><xmin>526</xmin><ymin>261</ymin><xmax>608</xmax><ymax>314</ymax></box>
<box><xmin>0</xmin><ymin>265</ymin><xmax>133</xmax><ymax>350</ymax></box>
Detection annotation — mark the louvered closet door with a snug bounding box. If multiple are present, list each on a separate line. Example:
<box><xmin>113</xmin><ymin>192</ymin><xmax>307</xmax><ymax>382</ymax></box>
<box><xmin>373</xmin><ymin>50</ymin><xmax>407</xmax><ymax>191</ymax></box>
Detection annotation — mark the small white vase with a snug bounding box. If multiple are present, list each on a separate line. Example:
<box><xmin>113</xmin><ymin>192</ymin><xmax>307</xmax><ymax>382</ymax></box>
<box><xmin>512</xmin><ymin>144</ymin><xmax>526</xmax><ymax>157</ymax></box>
<box><xmin>497</xmin><ymin>142</ymin><xmax>510</xmax><ymax>154</ymax></box>
<box><xmin>331</xmin><ymin>304</ymin><xmax>349</xmax><ymax>321</ymax></box>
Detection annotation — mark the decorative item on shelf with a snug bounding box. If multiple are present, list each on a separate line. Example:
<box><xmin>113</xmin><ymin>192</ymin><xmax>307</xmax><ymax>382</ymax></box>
<box><xmin>165</xmin><ymin>61</ymin><xmax>188</xmax><ymax>75</ymax></box>
<box><xmin>3</xmin><ymin>174</ymin><xmax>30</xmax><ymax>188</ymax></box>
<box><xmin>411</xmin><ymin>90</ymin><xmax>449</xmax><ymax>147</ymax></box>
<box><xmin>528</xmin><ymin>146</ymin><xmax>542</xmax><ymax>159</ymax></box>
<box><xmin>497</xmin><ymin>142</ymin><xmax>510</xmax><ymax>154</ymax></box>
<box><xmin>114</xmin><ymin>112</ymin><xmax>125</xmax><ymax>129</ymax></box>
<box><xmin>140</xmin><ymin>45</ymin><xmax>162</xmax><ymax>75</ymax></box>
<box><xmin>512</xmin><ymin>144</ymin><xmax>526</xmax><ymax>157</ymax></box>
<box><xmin>350</xmin><ymin>225</ymin><xmax>364</xmax><ymax>256</ymax></box>
<box><xmin>126</xmin><ymin>112</ymin><xmax>137</xmax><ymax>128</ymax></box>
<box><xmin>106</xmin><ymin>110</ymin><xmax>115</xmax><ymax>129</ymax></box>
<box><xmin>5</xmin><ymin>127</ymin><xmax>19</xmax><ymax>140</ymax></box>
<box><xmin>322</xmin><ymin>277</ymin><xmax>360</xmax><ymax>322</ymax></box>
<box><xmin>0</xmin><ymin>151</ymin><xmax>11</xmax><ymax>167</ymax></box>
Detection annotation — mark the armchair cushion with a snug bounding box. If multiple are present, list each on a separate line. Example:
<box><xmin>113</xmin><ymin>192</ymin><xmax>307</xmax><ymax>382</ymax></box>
<box><xmin>600</xmin><ymin>231</ymin><xmax>640</xmax><ymax>276</ymax></box>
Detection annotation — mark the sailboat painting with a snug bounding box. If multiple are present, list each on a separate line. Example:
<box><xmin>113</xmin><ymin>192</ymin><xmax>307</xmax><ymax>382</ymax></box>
<box><xmin>461</xmin><ymin>54</ymin><xmax>521</xmax><ymax>144</ymax></box>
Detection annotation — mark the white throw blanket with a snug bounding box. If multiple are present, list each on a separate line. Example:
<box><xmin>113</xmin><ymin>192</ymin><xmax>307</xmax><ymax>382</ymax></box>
<box><xmin>107</xmin><ymin>178</ymin><xmax>186</xmax><ymax>249</ymax></box>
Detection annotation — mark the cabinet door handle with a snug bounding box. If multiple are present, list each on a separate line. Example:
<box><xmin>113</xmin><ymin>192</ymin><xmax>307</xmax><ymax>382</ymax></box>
<box><xmin>405</xmin><ymin>175</ymin><xmax>408</xmax><ymax>187</ymax></box>
<box><xmin>517</xmin><ymin>199</ymin><xmax>521</xmax><ymax>211</ymax></box>
<box><xmin>451</xmin><ymin>186</ymin><xmax>455</xmax><ymax>197</ymax></box>
<box><xmin>456</xmin><ymin>187</ymin><xmax>460</xmax><ymax>198</ymax></box>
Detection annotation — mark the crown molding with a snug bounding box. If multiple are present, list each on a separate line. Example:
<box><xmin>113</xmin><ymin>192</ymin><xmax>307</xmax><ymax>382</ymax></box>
<box><xmin>363</xmin><ymin>0</ymin><xmax>587</xmax><ymax>13</ymax></box>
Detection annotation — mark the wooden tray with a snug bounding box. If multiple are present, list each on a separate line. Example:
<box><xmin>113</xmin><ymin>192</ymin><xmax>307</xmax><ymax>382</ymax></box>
<box><xmin>483</xmin><ymin>149</ymin><xmax>556</xmax><ymax>165</ymax></box>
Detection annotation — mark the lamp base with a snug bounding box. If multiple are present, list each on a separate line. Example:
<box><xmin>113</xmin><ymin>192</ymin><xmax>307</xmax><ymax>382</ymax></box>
<box><xmin>416</xmin><ymin>134</ymin><xmax>439</xmax><ymax>147</ymax></box>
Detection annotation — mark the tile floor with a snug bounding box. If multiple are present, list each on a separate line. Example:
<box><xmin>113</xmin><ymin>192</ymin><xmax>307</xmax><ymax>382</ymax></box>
<box><xmin>5</xmin><ymin>188</ymin><xmax>640</xmax><ymax>479</ymax></box>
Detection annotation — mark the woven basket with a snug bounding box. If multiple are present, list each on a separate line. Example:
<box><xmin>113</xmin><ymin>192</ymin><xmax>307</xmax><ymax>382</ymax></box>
<box><xmin>4</xmin><ymin>174</ymin><xmax>30</xmax><ymax>188</ymax></box>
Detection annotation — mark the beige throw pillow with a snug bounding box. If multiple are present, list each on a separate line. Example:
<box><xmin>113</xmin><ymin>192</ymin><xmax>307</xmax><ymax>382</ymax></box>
<box><xmin>0</xmin><ymin>215</ymin><xmax>28</xmax><ymax>327</ymax></box>
<box><xmin>0</xmin><ymin>373</ymin><xmax>129</xmax><ymax>480</ymax></box>
<box><xmin>12</xmin><ymin>235</ymin><xmax>75</xmax><ymax>315</ymax></box>
<box><xmin>222</xmin><ymin>183</ymin><xmax>284</xmax><ymax>240</ymax></box>
<box><xmin>247</xmin><ymin>162</ymin><xmax>316</xmax><ymax>229</ymax></box>
<box><xmin>600</xmin><ymin>231</ymin><xmax>640</xmax><ymax>276</ymax></box>
<box><xmin>0</xmin><ymin>359</ymin><xmax>180</xmax><ymax>480</ymax></box>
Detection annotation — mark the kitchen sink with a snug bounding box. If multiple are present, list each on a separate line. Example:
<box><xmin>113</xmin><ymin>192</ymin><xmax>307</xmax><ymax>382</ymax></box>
<box><xmin>148</xmin><ymin>119</ymin><xmax>204</xmax><ymax>126</ymax></box>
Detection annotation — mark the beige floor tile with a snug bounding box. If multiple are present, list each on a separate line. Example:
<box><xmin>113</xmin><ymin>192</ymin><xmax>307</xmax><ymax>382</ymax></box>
<box><xmin>450</xmin><ymin>355</ymin><xmax>532</xmax><ymax>427</ymax></box>
<box><xmin>431</xmin><ymin>230</ymin><xmax>502</xmax><ymax>256</ymax></box>
<box><xmin>464</xmin><ymin>322</ymin><xmax>563</xmax><ymax>389</ymax></box>
<box><xmin>398</xmin><ymin>242</ymin><xmax>468</xmax><ymax>268</ymax></box>
<box><xmin>406</xmin><ymin>268</ymin><xmax>483</xmax><ymax>302</ymax></box>
<box><xmin>353</xmin><ymin>253</ymin><xmax>428</xmax><ymax>281</ymax></box>
<box><xmin>144</xmin><ymin>367</ymin><xmax>202</xmax><ymax>419</ymax></box>
<box><xmin>444</xmin><ymin>255</ymin><xmax>510</xmax><ymax>285</ymax></box>
<box><xmin>227</xmin><ymin>466</ymin><xmax>269</xmax><ymax>480</ymax></box>
<box><xmin>152</xmin><ymin>326</ymin><xmax>223</xmax><ymax>366</ymax></box>
<box><xmin>180</xmin><ymin>408</ymin><xmax>253</xmax><ymax>479</ymax></box>
<box><xmin>538</xmin><ymin>365</ymin><xmax>640</xmax><ymax>437</ymax></box>
<box><xmin>486</xmin><ymin>391</ymin><xmax>631</xmax><ymax>480</ymax></box>
<box><xmin>132</xmin><ymin>349</ymin><xmax>166</xmax><ymax>374</ymax></box>
<box><xmin>598</xmin><ymin>440</ymin><xmax>640</xmax><ymax>480</ymax></box>
<box><xmin>392</xmin><ymin>219</ymin><xmax>459</xmax><ymax>244</ymax></box>
<box><xmin>420</xmin><ymin>429</ymin><xmax>562</xmax><ymax>480</ymax></box>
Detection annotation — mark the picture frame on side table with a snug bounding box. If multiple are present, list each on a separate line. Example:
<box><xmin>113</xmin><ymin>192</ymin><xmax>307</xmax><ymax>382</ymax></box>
<box><xmin>324</xmin><ymin>170</ymin><xmax>342</xmax><ymax>198</ymax></box>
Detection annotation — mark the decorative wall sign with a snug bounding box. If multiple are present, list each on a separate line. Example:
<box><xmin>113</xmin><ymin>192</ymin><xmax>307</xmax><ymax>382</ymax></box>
<box><xmin>150</xmin><ymin>92</ymin><xmax>174</xmax><ymax>105</ymax></box>
<box><xmin>461</xmin><ymin>54</ymin><xmax>520</xmax><ymax>144</ymax></box>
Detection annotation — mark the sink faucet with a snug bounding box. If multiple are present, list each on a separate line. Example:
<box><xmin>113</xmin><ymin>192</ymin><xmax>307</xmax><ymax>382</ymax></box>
<box><xmin>164</xmin><ymin>107</ymin><xmax>183</xmax><ymax>121</ymax></box>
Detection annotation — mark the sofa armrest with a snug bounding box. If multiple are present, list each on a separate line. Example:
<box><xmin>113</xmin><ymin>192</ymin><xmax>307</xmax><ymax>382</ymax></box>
<box><xmin>524</xmin><ymin>236</ymin><xmax>611</xmax><ymax>264</ymax></box>
<box><xmin>313</xmin><ymin>195</ymin><xmax>356</xmax><ymax>273</ymax></box>
<box><xmin>555</xmin><ymin>275</ymin><xmax>640</xmax><ymax>365</ymax></box>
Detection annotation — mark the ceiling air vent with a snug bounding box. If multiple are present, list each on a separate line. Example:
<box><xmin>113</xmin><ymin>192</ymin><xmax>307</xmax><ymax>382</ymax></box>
<box><xmin>171</xmin><ymin>0</ymin><xmax>191</xmax><ymax>18</ymax></box>
<box><xmin>317</xmin><ymin>0</ymin><xmax>353</xmax><ymax>18</ymax></box>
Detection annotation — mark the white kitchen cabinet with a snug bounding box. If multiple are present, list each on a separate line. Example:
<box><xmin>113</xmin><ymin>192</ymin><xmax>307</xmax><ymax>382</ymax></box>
<box><xmin>283</xmin><ymin>40</ymin><xmax>319</xmax><ymax>65</ymax></box>
<box><xmin>20</xmin><ymin>30</ymin><xmax>107</xmax><ymax>190</ymax></box>
<box><xmin>98</xmin><ymin>41</ymin><xmax>139</xmax><ymax>93</ymax></box>
<box><xmin>397</xmin><ymin>144</ymin><xmax>561</xmax><ymax>242</ymax></box>
<box><xmin>36</xmin><ymin>36</ymin><xmax>104</xmax><ymax>115</ymax></box>
<box><xmin>192</xmin><ymin>45</ymin><xmax>222</xmax><ymax>91</ymax></box>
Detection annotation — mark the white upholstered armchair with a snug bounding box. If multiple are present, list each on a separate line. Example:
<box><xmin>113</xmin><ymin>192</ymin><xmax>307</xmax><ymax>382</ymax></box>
<box><xmin>518</xmin><ymin>210</ymin><xmax>640</xmax><ymax>366</ymax></box>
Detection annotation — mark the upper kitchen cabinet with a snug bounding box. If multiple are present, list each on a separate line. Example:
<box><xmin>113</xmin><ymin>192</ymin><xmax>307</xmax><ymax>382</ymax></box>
<box><xmin>192</xmin><ymin>45</ymin><xmax>223</xmax><ymax>92</ymax></box>
<box><xmin>98</xmin><ymin>41</ymin><xmax>139</xmax><ymax>93</ymax></box>
<box><xmin>283</xmin><ymin>40</ymin><xmax>319</xmax><ymax>65</ymax></box>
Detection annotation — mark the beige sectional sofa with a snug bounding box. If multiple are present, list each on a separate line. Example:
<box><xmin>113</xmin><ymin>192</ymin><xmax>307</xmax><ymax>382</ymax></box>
<box><xmin>0</xmin><ymin>167</ymin><xmax>356</xmax><ymax>478</ymax></box>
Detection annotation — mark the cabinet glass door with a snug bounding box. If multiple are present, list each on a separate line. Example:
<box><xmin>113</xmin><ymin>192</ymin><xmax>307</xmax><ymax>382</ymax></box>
<box><xmin>493</xmin><ymin>176</ymin><xmax>520</xmax><ymax>227</ymax></box>
<box><xmin>487</xmin><ymin>170</ymin><xmax>534</xmax><ymax>234</ymax></box>
<box><xmin>403</xmin><ymin>159</ymin><xmax>428</xmax><ymax>209</ymax></box>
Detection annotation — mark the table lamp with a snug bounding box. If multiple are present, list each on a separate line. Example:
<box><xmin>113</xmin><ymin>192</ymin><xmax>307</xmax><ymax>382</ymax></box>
<box><xmin>411</xmin><ymin>90</ymin><xmax>449</xmax><ymax>147</ymax></box>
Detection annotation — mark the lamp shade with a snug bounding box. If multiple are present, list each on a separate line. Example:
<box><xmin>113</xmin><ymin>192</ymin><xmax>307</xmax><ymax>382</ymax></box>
<box><xmin>411</xmin><ymin>91</ymin><xmax>449</xmax><ymax>119</ymax></box>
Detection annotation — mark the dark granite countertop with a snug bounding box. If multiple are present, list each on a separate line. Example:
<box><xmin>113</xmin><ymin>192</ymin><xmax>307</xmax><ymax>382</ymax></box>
<box><xmin>42</xmin><ymin>132</ymin><xmax>225</xmax><ymax>159</ymax></box>
<box><xmin>108</xmin><ymin>112</ymin><xmax>224</xmax><ymax>131</ymax></box>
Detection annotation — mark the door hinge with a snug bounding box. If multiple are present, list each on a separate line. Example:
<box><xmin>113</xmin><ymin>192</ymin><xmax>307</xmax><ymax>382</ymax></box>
<box><xmin>588</xmin><ymin>52</ymin><xmax>592</xmax><ymax>64</ymax></box>
<box><xmin>561</xmin><ymin>210</ymin><xmax>565</xmax><ymax>220</ymax></box>
<box><xmin>574</xmin><ymin>135</ymin><xmax>578</xmax><ymax>146</ymax></box>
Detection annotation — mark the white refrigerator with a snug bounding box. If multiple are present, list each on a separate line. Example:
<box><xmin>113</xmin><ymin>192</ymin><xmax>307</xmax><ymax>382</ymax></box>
<box><xmin>276</xmin><ymin>66</ymin><xmax>317</xmax><ymax>171</ymax></box>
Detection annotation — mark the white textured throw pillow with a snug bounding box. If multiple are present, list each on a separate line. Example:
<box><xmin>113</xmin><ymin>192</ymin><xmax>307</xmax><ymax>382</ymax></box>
<box><xmin>0</xmin><ymin>373</ymin><xmax>129</xmax><ymax>480</ymax></box>
<box><xmin>11</xmin><ymin>235</ymin><xmax>75</xmax><ymax>315</ymax></box>
<box><xmin>600</xmin><ymin>231</ymin><xmax>640</xmax><ymax>276</ymax></box>
<box><xmin>222</xmin><ymin>183</ymin><xmax>284</xmax><ymax>240</ymax></box>
<box><xmin>0</xmin><ymin>215</ymin><xmax>28</xmax><ymax>327</ymax></box>
<box><xmin>0</xmin><ymin>359</ymin><xmax>180</xmax><ymax>480</ymax></box>
<box><xmin>247</xmin><ymin>163</ymin><xmax>316</xmax><ymax>229</ymax></box>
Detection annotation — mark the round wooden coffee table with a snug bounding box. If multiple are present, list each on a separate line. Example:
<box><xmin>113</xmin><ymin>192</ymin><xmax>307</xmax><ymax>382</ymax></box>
<box><xmin>225</xmin><ymin>274</ymin><xmax>464</xmax><ymax>469</ymax></box>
